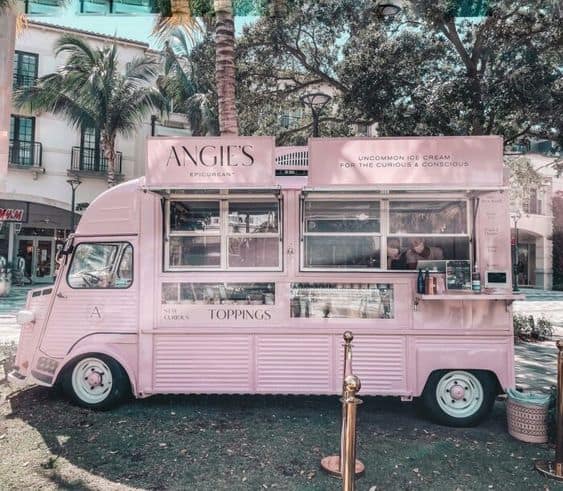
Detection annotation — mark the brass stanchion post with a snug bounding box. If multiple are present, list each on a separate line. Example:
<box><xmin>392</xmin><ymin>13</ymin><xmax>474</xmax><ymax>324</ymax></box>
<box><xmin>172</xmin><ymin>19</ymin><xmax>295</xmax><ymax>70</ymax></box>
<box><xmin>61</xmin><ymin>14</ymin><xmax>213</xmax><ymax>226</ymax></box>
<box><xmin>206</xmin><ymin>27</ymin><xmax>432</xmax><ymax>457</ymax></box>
<box><xmin>321</xmin><ymin>331</ymin><xmax>365</xmax><ymax>479</ymax></box>
<box><xmin>535</xmin><ymin>340</ymin><xmax>563</xmax><ymax>480</ymax></box>
<box><xmin>342</xmin><ymin>374</ymin><xmax>362</xmax><ymax>491</ymax></box>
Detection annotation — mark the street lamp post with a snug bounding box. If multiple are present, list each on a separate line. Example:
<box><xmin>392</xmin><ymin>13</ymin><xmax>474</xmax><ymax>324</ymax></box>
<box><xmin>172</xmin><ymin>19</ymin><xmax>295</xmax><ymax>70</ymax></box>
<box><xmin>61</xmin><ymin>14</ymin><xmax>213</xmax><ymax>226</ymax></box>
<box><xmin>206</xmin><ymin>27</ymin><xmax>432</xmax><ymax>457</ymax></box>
<box><xmin>67</xmin><ymin>175</ymin><xmax>82</xmax><ymax>232</ymax></box>
<box><xmin>299</xmin><ymin>92</ymin><xmax>332</xmax><ymax>137</ymax></box>
<box><xmin>376</xmin><ymin>2</ymin><xmax>402</xmax><ymax>18</ymax></box>
<box><xmin>510</xmin><ymin>210</ymin><xmax>522</xmax><ymax>292</ymax></box>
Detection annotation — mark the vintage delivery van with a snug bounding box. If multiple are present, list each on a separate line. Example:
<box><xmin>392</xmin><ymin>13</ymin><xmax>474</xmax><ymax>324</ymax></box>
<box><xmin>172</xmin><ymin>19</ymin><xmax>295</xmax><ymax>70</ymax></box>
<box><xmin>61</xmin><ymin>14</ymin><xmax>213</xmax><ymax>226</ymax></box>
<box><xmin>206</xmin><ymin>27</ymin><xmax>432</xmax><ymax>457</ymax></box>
<box><xmin>9</xmin><ymin>136</ymin><xmax>522</xmax><ymax>426</ymax></box>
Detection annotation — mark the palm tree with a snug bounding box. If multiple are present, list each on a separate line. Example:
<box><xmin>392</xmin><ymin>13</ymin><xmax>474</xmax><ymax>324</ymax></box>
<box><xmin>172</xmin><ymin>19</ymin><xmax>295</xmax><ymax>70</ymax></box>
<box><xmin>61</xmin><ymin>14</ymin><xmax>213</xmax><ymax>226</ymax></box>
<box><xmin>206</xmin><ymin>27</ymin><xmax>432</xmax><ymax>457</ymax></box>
<box><xmin>213</xmin><ymin>0</ymin><xmax>237</xmax><ymax>135</ymax></box>
<box><xmin>155</xmin><ymin>0</ymin><xmax>239</xmax><ymax>135</ymax></box>
<box><xmin>14</xmin><ymin>34</ymin><xmax>166</xmax><ymax>187</ymax></box>
<box><xmin>159</xmin><ymin>29</ymin><xmax>219</xmax><ymax>135</ymax></box>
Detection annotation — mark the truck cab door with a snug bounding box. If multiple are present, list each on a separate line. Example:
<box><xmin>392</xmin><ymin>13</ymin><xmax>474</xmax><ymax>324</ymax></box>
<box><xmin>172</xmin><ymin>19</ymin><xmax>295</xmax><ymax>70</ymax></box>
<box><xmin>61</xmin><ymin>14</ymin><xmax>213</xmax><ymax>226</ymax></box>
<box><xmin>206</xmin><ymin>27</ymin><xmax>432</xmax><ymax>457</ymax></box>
<box><xmin>40</xmin><ymin>239</ymin><xmax>139</xmax><ymax>359</ymax></box>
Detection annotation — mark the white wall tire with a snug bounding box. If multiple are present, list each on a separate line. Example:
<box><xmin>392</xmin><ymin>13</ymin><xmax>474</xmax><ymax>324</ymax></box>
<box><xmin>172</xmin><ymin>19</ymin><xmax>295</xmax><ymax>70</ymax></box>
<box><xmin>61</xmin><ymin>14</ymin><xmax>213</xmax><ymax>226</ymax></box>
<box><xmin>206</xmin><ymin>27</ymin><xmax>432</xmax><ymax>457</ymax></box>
<box><xmin>421</xmin><ymin>370</ymin><xmax>497</xmax><ymax>427</ymax></box>
<box><xmin>61</xmin><ymin>354</ymin><xmax>130</xmax><ymax>410</ymax></box>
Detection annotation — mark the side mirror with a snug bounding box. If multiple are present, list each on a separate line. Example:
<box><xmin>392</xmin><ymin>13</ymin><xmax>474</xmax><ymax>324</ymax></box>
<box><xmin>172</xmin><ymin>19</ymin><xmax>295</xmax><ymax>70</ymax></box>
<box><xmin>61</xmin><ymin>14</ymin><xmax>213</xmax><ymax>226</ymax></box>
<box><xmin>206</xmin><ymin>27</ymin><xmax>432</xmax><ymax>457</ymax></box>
<box><xmin>56</xmin><ymin>238</ymin><xmax>74</xmax><ymax>264</ymax></box>
<box><xmin>16</xmin><ymin>310</ymin><xmax>35</xmax><ymax>325</ymax></box>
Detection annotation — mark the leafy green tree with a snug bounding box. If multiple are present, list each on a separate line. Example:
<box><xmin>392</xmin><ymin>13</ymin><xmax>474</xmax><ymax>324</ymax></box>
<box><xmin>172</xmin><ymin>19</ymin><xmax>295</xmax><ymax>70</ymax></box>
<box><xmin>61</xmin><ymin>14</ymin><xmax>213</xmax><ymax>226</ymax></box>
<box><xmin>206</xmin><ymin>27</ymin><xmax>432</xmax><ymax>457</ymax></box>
<box><xmin>342</xmin><ymin>0</ymin><xmax>562</xmax><ymax>142</ymax></box>
<box><xmin>14</xmin><ymin>35</ymin><xmax>166</xmax><ymax>187</ymax></box>
<box><xmin>236</xmin><ymin>0</ymin><xmax>367</xmax><ymax>143</ymax></box>
<box><xmin>236</xmin><ymin>0</ymin><xmax>561</xmax><ymax>146</ymax></box>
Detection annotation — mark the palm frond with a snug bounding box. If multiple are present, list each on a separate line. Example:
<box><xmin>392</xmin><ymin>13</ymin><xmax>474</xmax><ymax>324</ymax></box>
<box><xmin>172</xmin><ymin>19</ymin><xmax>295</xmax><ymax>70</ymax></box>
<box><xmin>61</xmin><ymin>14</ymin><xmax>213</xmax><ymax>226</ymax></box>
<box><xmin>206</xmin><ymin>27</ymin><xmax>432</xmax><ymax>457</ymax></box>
<box><xmin>55</xmin><ymin>34</ymin><xmax>97</xmax><ymax>66</ymax></box>
<box><xmin>153</xmin><ymin>0</ymin><xmax>203</xmax><ymax>44</ymax></box>
<box><xmin>185</xmin><ymin>92</ymin><xmax>218</xmax><ymax>135</ymax></box>
<box><xmin>126</xmin><ymin>55</ymin><xmax>161</xmax><ymax>81</ymax></box>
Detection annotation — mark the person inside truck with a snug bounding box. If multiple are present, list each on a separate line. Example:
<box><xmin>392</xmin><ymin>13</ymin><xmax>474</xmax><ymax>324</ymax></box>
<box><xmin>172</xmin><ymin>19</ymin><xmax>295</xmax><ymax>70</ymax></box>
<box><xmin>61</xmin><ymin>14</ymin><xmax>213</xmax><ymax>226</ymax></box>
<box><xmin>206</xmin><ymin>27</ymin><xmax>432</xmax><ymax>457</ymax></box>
<box><xmin>405</xmin><ymin>237</ymin><xmax>443</xmax><ymax>269</ymax></box>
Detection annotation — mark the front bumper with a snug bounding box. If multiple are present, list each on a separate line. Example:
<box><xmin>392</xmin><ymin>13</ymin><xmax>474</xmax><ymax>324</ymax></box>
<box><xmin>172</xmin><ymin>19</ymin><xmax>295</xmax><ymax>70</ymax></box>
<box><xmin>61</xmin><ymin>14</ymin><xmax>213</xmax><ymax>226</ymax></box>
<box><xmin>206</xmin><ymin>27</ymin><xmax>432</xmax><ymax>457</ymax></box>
<box><xmin>7</xmin><ymin>370</ymin><xmax>28</xmax><ymax>388</ymax></box>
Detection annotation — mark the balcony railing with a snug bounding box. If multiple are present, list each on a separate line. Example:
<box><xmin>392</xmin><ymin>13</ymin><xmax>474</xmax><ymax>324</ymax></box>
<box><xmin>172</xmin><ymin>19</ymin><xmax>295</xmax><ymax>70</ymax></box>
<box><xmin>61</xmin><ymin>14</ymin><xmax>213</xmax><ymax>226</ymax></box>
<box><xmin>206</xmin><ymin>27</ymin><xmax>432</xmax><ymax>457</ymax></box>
<box><xmin>9</xmin><ymin>140</ymin><xmax>42</xmax><ymax>168</ymax></box>
<box><xmin>275</xmin><ymin>146</ymin><xmax>308</xmax><ymax>175</ymax></box>
<box><xmin>70</xmin><ymin>146</ymin><xmax>123</xmax><ymax>175</ymax></box>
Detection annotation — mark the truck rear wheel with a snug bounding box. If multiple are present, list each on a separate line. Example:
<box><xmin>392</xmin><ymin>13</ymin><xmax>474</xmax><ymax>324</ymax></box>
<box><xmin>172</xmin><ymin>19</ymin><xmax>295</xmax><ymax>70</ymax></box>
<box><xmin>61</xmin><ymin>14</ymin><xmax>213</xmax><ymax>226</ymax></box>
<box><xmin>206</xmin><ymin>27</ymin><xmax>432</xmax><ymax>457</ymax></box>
<box><xmin>61</xmin><ymin>354</ymin><xmax>130</xmax><ymax>410</ymax></box>
<box><xmin>420</xmin><ymin>370</ymin><xmax>497</xmax><ymax>427</ymax></box>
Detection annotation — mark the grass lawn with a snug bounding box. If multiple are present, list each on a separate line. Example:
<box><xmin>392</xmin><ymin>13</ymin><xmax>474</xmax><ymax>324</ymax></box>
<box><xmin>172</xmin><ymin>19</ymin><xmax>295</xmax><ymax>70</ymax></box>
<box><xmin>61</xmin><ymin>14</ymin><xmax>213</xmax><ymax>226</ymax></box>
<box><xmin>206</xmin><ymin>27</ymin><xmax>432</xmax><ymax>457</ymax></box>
<box><xmin>0</xmin><ymin>386</ymin><xmax>556</xmax><ymax>490</ymax></box>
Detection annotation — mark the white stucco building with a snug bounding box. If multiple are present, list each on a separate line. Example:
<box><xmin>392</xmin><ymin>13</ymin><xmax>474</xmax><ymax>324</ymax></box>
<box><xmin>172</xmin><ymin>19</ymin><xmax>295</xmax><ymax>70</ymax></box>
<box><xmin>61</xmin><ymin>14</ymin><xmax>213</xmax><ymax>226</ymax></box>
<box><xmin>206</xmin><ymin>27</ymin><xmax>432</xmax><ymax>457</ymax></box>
<box><xmin>506</xmin><ymin>143</ymin><xmax>561</xmax><ymax>290</ymax></box>
<box><xmin>0</xmin><ymin>22</ymin><xmax>161</xmax><ymax>284</ymax></box>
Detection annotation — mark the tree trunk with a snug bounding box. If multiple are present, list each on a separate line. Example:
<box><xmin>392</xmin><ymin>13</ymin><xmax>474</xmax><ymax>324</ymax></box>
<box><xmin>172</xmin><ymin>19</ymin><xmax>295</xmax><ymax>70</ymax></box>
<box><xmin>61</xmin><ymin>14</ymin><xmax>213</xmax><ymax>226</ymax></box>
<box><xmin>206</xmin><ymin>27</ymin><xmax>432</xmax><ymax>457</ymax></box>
<box><xmin>469</xmin><ymin>73</ymin><xmax>485</xmax><ymax>135</ymax></box>
<box><xmin>214</xmin><ymin>0</ymin><xmax>238</xmax><ymax>135</ymax></box>
<box><xmin>101</xmin><ymin>133</ymin><xmax>117</xmax><ymax>188</ymax></box>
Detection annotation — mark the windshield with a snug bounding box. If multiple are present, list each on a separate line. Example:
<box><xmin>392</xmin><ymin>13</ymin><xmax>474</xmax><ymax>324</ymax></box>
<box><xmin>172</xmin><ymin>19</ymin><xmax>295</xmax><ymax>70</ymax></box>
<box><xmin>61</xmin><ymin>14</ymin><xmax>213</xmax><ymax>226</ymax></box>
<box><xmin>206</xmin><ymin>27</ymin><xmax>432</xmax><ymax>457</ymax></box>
<box><xmin>67</xmin><ymin>242</ymin><xmax>132</xmax><ymax>289</ymax></box>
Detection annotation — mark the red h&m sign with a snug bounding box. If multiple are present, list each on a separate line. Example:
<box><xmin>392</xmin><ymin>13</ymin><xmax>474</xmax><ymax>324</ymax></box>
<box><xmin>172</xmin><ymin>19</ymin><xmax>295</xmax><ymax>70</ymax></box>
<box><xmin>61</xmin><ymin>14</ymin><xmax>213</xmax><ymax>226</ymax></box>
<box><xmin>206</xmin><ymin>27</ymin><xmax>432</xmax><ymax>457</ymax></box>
<box><xmin>0</xmin><ymin>208</ymin><xmax>24</xmax><ymax>222</ymax></box>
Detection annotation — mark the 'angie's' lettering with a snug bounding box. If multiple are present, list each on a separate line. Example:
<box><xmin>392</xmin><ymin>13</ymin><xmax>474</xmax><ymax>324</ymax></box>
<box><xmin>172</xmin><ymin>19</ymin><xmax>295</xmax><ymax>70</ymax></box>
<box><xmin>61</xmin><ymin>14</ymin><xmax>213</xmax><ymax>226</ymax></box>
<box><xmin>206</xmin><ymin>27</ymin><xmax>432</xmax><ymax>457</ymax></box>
<box><xmin>165</xmin><ymin>145</ymin><xmax>255</xmax><ymax>167</ymax></box>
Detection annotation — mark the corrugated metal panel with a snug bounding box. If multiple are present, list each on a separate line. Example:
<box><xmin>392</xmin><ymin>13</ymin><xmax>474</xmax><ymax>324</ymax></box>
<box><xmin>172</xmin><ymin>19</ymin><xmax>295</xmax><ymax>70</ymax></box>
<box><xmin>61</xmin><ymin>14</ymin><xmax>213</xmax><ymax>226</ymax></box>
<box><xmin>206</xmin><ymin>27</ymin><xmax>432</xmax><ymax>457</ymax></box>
<box><xmin>153</xmin><ymin>335</ymin><xmax>252</xmax><ymax>392</ymax></box>
<box><xmin>256</xmin><ymin>335</ymin><xmax>332</xmax><ymax>393</ymax></box>
<box><xmin>336</xmin><ymin>336</ymin><xmax>407</xmax><ymax>395</ymax></box>
<box><xmin>40</xmin><ymin>290</ymin><xmax>138</xmax><ymax>358</ymax></box>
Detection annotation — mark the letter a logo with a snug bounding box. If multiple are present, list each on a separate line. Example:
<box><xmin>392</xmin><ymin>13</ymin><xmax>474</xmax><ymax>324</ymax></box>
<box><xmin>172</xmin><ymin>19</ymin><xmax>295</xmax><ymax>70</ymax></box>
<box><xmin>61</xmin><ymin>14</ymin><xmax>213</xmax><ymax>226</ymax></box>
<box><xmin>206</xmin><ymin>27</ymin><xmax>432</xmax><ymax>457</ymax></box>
<box><xmin>90</xmin><ymin>306</ymin><xmax>102</xmax><ymax>319</ymax></box>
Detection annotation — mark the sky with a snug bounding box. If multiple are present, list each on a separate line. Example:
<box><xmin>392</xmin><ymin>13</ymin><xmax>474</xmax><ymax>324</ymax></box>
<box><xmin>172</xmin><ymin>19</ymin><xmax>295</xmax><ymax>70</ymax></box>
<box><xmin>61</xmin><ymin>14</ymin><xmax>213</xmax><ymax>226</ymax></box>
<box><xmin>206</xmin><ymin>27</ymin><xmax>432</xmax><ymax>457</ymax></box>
<box><xmin>29</xmin><ymin>9</ymin><xmax>257</xmax><ymax>49</ymax></box>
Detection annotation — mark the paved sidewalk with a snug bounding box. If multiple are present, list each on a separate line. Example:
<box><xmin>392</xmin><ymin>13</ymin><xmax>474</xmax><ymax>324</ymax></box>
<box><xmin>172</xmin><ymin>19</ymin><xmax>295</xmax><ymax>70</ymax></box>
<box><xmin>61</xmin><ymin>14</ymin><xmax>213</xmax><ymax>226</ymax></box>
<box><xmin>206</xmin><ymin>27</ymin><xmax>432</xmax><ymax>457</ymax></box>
<box><xmin>517</xmin><ymin>287</ymin><xmax>563</xmax><ymax>302</ymax></box>
<box><xmin>0</xmin><ymin>317</ymin><xmax>20</xmax><ymax>343</ymax></box>
<box><xmin>0</xmin><ymin>286</ymin><xmax>35</xmax><ymax>316</ymax></box>
<box><xmin>515</xmin><ymin>340</ymin><xmax>558</xmax><ymax>392</ymax></box>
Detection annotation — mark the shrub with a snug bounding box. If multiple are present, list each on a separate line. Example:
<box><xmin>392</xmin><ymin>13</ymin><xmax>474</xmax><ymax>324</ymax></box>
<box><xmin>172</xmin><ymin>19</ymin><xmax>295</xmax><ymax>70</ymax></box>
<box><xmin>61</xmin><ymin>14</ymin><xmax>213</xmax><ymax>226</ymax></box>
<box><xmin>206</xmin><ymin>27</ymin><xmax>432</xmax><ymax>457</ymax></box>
<box><xmin>536</xmin><ymin>316</ymin><xmax>555</xmax><ymax>340</ymax></box>
<box><xmin>513</xmin><ymin>314</ymin><xmax>554</xmax><ymax>342</ymax></box>
<box><xmin>513</xmin><ymin>313</ymin><xmax>531</xmax><ymax>339</ymax></box>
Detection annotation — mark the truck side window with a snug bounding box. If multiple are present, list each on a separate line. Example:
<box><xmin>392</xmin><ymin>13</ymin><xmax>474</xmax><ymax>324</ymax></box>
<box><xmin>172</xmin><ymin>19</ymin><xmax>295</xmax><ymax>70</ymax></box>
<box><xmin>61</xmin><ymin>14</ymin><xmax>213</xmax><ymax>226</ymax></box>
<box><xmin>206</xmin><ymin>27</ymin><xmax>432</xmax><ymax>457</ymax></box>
<box><xmin>67</xmin><ymin>242</ymin><xmax>132</xmax><ymax>289</ymax></box>
<box><xmin>303</xmin><ymin>200</ymin><xmax>381</xmax><ymax>270</ymax></box>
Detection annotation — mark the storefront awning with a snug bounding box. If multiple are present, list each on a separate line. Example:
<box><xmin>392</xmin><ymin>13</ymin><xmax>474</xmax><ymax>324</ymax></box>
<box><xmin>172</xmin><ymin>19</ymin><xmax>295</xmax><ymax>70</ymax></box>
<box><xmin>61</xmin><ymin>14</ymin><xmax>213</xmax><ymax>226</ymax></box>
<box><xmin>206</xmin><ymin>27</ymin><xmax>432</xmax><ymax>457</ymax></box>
<box><xmin>302</xmin><ymin>185</ymin><xmax>507</xmax><ymax>194</ymax></box>
<box><xmin>144</xmin><ymin>186</ymin><xmax>282</xmax><ymax>197</ymax></box>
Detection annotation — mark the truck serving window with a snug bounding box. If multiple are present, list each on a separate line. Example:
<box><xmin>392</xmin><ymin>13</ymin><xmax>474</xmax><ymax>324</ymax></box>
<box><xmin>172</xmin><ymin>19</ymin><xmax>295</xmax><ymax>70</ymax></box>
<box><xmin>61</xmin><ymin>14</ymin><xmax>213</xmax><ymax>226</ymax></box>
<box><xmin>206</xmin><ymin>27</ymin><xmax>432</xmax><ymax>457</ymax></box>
<box><xmin>387</xmin><ymin>201</ymin><xmax>470</xmax><ymax>270</ymax></box>
<box><xmin>166</xmin><ymin>199</ymin><xmax>281</xmax><ymax>271</ymax></box>
<box><xmin>162</xmin><ymin>282</ymin><xmax>275</xmax><ymax>305</ymax></box>
<box><xmin>67</xmin><ymin>242</ymin><xmax>133</xmax><ymax>289</ymax></box>
<box><xmin>302</xmin><ymin>200</ymin><xmax>381</xmax><ymax>270</ymax></box>
<box><xmin>290</xmin><ymin>283</ymin><xmax>393</xmax><ymax>319</ymax></box>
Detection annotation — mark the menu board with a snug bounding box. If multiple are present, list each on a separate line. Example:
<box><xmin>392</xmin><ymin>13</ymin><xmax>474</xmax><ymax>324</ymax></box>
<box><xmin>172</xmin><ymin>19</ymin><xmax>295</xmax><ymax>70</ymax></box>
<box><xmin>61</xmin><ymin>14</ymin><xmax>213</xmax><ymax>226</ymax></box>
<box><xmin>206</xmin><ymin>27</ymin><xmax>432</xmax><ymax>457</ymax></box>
<box><xmin>308</xmin><ymin>136</ymin><xmax>503</xmax><ymax>188</ymax></box>
<box><xmin>445</xmin><ymin>260</ymin><xmax>471</xmax><ymax>291</ymax></box>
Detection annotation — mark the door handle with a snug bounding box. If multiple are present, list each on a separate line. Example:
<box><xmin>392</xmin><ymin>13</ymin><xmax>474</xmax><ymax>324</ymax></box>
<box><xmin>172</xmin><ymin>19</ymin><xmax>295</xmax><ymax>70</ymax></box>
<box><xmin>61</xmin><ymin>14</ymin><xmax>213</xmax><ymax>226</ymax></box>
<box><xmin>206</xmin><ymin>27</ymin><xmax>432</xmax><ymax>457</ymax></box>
<box><xmin>56</xmin><ymin>292</ymin><xmax>67</xmax><ymax>299</ymax></box>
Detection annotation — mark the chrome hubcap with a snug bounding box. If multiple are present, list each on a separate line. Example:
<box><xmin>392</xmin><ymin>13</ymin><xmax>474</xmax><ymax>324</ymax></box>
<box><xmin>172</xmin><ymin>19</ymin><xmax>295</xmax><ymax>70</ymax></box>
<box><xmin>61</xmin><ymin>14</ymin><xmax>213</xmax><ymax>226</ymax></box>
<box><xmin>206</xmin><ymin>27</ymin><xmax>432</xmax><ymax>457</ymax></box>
<box><xmin>71</xmin><ymin>358</ymin><xmax>113</xmax><ymax>404</ymax></box>
<box><xmin>436</xmin><ymin>371</ymin><xmax>483</xmax><ymax>419</ymax></box>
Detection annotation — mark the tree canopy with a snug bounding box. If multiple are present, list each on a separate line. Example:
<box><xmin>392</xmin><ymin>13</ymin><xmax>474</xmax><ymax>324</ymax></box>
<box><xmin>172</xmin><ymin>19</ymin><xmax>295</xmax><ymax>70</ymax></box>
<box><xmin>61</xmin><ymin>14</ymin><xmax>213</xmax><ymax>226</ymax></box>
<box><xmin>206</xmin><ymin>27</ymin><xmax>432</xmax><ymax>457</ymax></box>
<box><xmin>228</xmin><ymin>0</ymin><xmax>562</xmax><ymax>145</ymax></box>
<box><xmin>160</xmin><ymin>0</ymin><xmax>561</xmax><ymax>146</ymax></box>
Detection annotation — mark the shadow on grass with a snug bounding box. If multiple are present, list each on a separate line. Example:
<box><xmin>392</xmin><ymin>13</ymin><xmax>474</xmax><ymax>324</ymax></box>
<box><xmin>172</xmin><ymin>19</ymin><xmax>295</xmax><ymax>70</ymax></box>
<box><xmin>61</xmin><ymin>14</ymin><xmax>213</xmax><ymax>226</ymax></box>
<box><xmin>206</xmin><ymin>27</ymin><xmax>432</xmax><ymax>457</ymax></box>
<box><xmin>5</xmin><ymin>387</ymin><xmax>553</xmax><ymax>490</ymax></box>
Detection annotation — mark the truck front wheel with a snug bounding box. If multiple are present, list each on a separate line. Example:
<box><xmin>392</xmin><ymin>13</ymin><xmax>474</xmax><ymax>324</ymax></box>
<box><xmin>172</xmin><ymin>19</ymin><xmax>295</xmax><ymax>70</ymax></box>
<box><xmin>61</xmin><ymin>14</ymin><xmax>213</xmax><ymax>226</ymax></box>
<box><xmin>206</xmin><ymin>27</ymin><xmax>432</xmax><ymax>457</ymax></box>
<box><xmin>420</xmin><ymin>370</ymin><xmax>497</xmax><ymax>427</ymax></box>
<box><xmin>61</xmin><ymin>354</ymin><xmax>130</xmax><ymax>410</ymax></box>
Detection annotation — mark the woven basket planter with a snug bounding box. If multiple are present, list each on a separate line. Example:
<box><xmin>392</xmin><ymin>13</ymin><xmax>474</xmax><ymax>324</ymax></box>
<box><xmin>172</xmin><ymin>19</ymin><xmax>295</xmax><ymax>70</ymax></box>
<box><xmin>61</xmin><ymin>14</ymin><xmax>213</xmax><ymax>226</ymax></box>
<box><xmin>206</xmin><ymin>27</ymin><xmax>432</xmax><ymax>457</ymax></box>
<box><xmin>506</xmin><ymin>397</ymin><xmax>549</xmax><ymax>443</ymax></box>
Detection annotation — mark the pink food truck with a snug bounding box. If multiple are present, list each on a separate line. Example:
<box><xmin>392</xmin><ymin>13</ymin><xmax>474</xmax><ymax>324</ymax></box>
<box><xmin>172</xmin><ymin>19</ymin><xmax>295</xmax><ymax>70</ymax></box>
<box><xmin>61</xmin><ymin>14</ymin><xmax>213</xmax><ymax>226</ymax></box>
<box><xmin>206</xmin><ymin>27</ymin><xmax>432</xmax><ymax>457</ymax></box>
<box><xmin>9</xmin><ymin>135</ymin><xmax>522</xmax><ymax>427</ymax></box>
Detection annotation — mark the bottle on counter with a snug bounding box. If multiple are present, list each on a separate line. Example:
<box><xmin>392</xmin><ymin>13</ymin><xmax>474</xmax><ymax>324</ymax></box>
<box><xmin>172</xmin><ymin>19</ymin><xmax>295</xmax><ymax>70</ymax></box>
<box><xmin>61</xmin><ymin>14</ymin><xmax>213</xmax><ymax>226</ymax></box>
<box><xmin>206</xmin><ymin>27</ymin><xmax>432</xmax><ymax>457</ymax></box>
<box><xmin>472</xmin><ymin>264</ymin><xmax>482</xmax><ymax>294</ymax></box>
<box><xmin>417</xmin><ymin>269</ymin><xmax>425</xmax><ymax>294</ymax></box>
<box><xmin>436</xmin><ymin>275</ymin><xmax>446</xmax><ymax>294</ymax></box>
<box><xmin>424</xmin><ymin>269</ymin><xmax>431</xmax><ymax>294</ymax></box>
